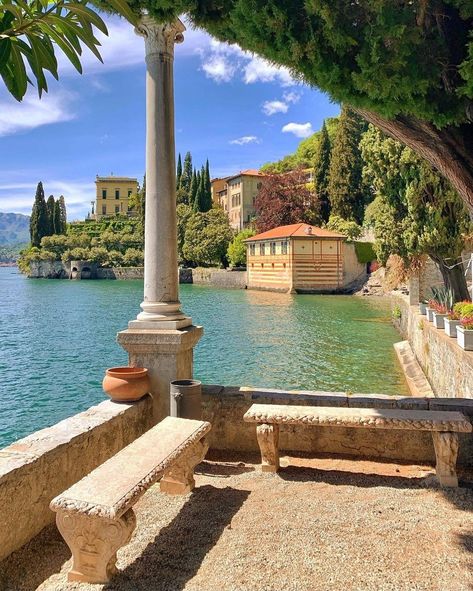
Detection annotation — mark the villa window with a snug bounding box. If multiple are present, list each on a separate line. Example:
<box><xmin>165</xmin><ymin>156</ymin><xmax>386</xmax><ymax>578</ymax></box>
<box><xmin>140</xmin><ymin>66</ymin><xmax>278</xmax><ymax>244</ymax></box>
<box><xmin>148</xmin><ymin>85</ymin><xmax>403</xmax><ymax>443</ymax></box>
<box><xmin>102</xmin><ymin>189</ymin><xmax>107</xmax><ymax>198</ymax></box>
<box><xmin>115</xmin><ymin>205</ymin><xmax>120</xmax><ymax>213</ymax></box>
<box><xmin>270</xmin><ymin>242</ymin><xmax>276</xmax><ymax>255</ymax></box>
<box><xmin>115</xmin><ymin>189</ymin><xmax>120</xmax><ymax>199</ymax></box>
<box><xmin>102</xmin><ymin>205</ymin><xmax>106</xmax><ymax>214</ymax></box>
<box><xmin>257</xmin><ymin>182</ymin><xmax>262</xmax><ymax>190</ymax></box>
<box><xmin>128</xmin><ymin>190</ymin><xmax>132</xmax><ymax>197</ymax></box>
<box><xmin>259</xmin><ymin>243</ymin><xmax>265</xmax><ymax>256</ymax></box>
<box><xmin>282</xmin><ymin>241</ymin><xmax>288</xmax><ymax>255</ymax></box>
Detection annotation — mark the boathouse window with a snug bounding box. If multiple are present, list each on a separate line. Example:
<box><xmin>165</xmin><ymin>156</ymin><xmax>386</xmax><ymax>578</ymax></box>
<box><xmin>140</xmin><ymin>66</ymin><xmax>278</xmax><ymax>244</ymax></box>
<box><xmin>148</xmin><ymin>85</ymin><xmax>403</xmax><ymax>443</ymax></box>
<box><xmin>259</xmin><ymin>243</ymin><xmax>265</xmax><ymax>256</ymax></box>
<box><xmin>281</xmin><ymin>241</ymin><xmax>288</xmax><ymax>255</ymax></box>
<box><xmin>270</xmin><ymin>242</ymin><xmax>276</xmax><ymax>255</ymax></box>
<box><xmin>249</xmin><ymin>244</ymin><xmax>256</xmax><ymax>256</ymax></box>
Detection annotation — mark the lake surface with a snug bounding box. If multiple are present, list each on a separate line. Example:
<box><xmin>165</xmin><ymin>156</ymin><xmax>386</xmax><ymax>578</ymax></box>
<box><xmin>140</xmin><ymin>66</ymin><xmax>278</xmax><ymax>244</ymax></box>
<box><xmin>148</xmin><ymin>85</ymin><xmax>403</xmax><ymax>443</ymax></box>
<box><xmin>0</xmin><ymin>267</ymin><xmax>407</xmax><ymax>447</ymax></box>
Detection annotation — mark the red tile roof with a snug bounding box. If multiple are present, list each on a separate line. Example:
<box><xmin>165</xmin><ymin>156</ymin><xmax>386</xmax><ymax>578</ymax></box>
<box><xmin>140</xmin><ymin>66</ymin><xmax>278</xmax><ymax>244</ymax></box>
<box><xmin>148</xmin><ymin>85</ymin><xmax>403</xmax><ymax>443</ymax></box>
<box><xmin>245</xmin><ymin>223</ymin><xmax>346</xmax><ymax>241</ymax></box>
<box><xmin>227</xmin><ymin>169</ymin><xmax>266</xmax><ymax>182</ymax></box>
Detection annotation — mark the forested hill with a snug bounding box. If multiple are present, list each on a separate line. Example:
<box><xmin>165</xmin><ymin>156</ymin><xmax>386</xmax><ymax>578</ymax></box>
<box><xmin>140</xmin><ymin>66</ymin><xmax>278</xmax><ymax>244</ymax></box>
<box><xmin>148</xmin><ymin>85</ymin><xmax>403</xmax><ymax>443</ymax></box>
<box><xmin>260</xmin><ymin>116</ymin><xmax>339</xmax><ymax>173</ymax></box>
<box><xmin>0</xmin><ymin>213</ymin><xmax>30</xmax><ymax>245</ymax></box>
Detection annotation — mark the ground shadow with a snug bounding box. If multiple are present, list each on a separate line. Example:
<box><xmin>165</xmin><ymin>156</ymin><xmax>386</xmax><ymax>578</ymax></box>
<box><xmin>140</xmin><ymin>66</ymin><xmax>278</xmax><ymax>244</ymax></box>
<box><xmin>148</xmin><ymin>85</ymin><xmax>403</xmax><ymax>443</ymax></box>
<box><xmin>0</xmin><ymin>523</ymin><xmax>69</xmax><ymax>591</ymax></box>
<box><xmin>277</xmin><ymin>463</ymin><xmax>427</xmax><ymax>490</ymax></box>
<box><xmin>441</xmin><ymin>484</ymin><xmax>473</xmax><ymax>581</ymax></box>
<box><xmin>105</xmin><ymin>485</ymin><xmax>249</xmax><ymax>591</ymax></box>
<box><xmin>196</xmin><ymin>459</ymin><xmax>254</xmax><ymax>478</ymax></box>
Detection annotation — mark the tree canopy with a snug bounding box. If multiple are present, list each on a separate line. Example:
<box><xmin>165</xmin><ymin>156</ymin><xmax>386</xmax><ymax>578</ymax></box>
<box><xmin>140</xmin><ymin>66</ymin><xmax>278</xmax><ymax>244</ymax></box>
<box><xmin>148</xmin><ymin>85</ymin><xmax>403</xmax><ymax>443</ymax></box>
<box><xmin>361</xmin><ymin>125</ymin><xmax>472</xmax><ymax>301</ymax></box>
<box><xmin>134</xmin><ymin>1</ymin><xmax>473</xmax><ymax>210</ymax></box>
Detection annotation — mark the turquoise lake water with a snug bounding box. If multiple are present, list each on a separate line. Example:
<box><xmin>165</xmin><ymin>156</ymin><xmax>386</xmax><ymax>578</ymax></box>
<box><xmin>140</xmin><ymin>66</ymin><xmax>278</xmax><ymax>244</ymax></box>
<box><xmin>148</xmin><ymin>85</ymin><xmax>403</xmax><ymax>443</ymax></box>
<box><xmin>0</xmin><ymin>267</ymin><xmax>407</xmax><ymax>447</ymax></box>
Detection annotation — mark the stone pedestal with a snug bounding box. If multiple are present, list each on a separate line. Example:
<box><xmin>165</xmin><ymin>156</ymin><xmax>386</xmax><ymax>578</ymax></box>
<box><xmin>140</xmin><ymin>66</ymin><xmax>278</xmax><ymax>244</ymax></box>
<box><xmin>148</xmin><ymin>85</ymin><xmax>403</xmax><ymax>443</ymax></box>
<box><xmin>117</xmin><ymin>326</ymin><xmax>203</xmax><ymax>422</ymax></box>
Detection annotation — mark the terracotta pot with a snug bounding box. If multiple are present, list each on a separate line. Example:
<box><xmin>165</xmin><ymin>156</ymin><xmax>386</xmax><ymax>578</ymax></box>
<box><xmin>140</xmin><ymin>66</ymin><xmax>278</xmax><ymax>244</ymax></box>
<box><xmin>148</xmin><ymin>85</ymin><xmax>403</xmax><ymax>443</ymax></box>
<box><xmin>102</xmin><ymin>367</ymin><xmax>150</xmax><ymax>402</ymax></box>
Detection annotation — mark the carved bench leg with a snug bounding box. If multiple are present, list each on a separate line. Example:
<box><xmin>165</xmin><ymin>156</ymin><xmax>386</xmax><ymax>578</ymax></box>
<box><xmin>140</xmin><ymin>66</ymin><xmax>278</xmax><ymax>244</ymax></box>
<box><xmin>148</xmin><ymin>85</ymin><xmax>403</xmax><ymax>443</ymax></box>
<box><xmin>161</xmin><ymin>437</ymin><xmax>209</xmax><ymax>495</ymax></box>
<box><xmin>432</xmin><ymin>432</ymin><xmax>459</xmax><ymax>488</ymax></box>
<box><xmin>257</xmin><ymin>423</ymin><xmax>280</xmax><ymax>473</ymax></box>
<box><xmin>56</xmin><ymin>508</ymin><xmax>136</xmax><ymax>583</ymax></box>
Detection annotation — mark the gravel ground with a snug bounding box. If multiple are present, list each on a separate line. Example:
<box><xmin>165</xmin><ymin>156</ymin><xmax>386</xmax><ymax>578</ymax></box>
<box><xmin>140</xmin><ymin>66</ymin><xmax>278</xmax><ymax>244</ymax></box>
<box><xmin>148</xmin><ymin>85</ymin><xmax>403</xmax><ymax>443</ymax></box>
<box><xmin>1</xmin><ymin>452</ymin><xmax>472</xmax><ymax>591</ymax></box>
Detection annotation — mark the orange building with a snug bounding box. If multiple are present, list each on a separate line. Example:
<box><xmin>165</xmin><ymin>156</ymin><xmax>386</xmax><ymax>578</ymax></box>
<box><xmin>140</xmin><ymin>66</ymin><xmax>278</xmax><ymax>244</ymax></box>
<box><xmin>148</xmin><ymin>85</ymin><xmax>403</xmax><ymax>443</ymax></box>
<box><xmin>245</xmin><ymin>223</ymin><xmax>347</xmax><ymax>293</ymax></box>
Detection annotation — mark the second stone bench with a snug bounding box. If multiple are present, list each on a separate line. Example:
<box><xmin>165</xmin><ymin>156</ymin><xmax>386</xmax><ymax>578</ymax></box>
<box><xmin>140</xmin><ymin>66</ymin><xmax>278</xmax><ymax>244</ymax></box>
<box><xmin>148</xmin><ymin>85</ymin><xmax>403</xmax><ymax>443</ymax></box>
<box><xmin>243</xmin><ymin>403</ymin><xmax>471</xmax><ymax>487</ymax></box>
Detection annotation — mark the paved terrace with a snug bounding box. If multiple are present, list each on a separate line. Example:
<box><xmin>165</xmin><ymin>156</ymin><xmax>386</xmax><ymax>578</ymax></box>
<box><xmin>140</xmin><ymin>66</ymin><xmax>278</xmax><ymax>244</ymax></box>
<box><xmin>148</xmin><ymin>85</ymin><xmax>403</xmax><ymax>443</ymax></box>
<box><xmin>1</xmin><ymin>452</ymin><xmax>472</xmax><ymax>591</ymax></box>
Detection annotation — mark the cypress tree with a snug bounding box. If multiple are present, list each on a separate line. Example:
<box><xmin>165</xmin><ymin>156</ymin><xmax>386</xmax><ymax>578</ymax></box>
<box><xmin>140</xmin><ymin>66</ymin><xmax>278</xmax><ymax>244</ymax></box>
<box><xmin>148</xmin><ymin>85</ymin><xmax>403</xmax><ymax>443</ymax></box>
<box><xmin>313</xmin><ymin>122</ymin><xmax>331</xmax><ymax>223</ymax></box>
<box><xmin>179</xmin><ymin>151</ymin><xmax>193</xmax><ymax>197</ymax></box>
<box><xmin>194</xmin><ymin>171</ymin><xmax>205</xmax><ymax>212</ymax></box>
<box><xmin>46</xmin><ymin>195</ymin><xmax>56</xmax><ymax>235</ymax></box>
<box><xmin>176</xmin><ymin>153</ymin><xmax>182</xmax><ymax>190</ymax></box>
<box><xmin>189</xmin><ymin>169</ymin><xmax>198</xmax><ymax>208</ymax></box>
<box><xmin>30</xmin><ymin>181</ymin><xmax>49</xmax><ymax>246</ymax></box>
<box><xmin>327</xmin><ymin>106</ymin><xmax>367</xmax><ymax>223</ymax></box>
<box><xmin>58</xmin><ymin>195</ymin><xmax>67</xmax><ymax>233</ymax></box>
<box><xmin>204</xmin><ymin>159</ymin><xmax>212</xmax><ymax>208</ymax></box>
<box><xmin>53</xmin><ymin>200</ymin><xmax>61</xmax><ymax>235</ymax></box>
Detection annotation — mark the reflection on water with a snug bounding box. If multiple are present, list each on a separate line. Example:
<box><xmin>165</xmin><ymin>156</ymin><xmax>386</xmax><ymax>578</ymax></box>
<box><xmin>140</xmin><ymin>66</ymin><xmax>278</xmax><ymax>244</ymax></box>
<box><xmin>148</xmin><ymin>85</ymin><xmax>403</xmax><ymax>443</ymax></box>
<box><xmin>0</xmin><ymin>269</ymin><xmax>407</xmax><ymax>447</ymax></box>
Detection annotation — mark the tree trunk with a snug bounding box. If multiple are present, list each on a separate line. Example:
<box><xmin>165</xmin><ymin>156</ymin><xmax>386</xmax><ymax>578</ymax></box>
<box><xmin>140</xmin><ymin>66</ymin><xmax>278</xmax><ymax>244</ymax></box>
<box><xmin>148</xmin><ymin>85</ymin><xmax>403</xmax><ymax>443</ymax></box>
<box><xmin>430</xmin><ymin>255</ymin><xmax>470</xmax><ymax>302</ymax></box>
<box><xmin>355</xmin><ymin>109</ymin><xmax>473</xmax><ymax>214</ymax></box>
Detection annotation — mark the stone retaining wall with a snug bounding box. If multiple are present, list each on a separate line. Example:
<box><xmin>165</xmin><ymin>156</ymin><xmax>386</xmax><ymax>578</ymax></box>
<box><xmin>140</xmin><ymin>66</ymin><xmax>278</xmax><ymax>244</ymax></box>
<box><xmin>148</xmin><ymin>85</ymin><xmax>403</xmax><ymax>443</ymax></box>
<box><xmin>0</xmin><ymin>396</ymin><xmax>153</xmax><ymax>562</ymax></box>
<box><xmin>393</xmin><ymin>295</ymin><xmax>473</xmax><ymax>399</ymax></box>
<box><xmin>190</xmin><ymin>267</ymin><xmax>247</xmax><ymax>289</ymax></box>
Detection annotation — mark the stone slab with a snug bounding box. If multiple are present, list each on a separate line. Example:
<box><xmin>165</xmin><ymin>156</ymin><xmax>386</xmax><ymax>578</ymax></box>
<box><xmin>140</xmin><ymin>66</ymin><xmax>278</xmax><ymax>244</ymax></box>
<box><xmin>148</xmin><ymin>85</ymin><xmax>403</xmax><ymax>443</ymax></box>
<box><xmin>394</xmin><ymin>340</ymin><xmax>434</xmax><ymax>397</ymax></box>
<box><xmin>51</xmin><ymin>417</ymin><xmax>211</xmax><ymax>520</ymax></box>
<box><xmin>243</xmin><ymin>404</ymin><xmax>472</xmax><ymax>432</ymax></box>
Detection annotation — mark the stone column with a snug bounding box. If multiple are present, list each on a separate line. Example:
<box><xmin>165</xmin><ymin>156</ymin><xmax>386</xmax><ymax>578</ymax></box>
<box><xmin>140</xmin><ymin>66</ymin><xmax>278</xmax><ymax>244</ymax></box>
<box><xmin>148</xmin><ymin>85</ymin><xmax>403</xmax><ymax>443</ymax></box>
<box><xmin>117</xmin><ymin>17</ymin><xmax>202</xmax><ymax>422</ymax></box>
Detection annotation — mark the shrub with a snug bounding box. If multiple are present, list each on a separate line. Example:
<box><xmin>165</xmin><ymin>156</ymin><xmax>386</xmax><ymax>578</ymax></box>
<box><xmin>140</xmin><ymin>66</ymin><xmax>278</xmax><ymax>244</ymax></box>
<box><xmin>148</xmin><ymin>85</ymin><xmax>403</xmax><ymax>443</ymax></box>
<box><xmin>123</xmin><ymin>248</ymin><xmax>144</xmax><ymax>267</ymax></box>
<box><xmin>326</xmin><ymin>215</ymin><xmax>362</xmax><ymax>240</ymax></box>
<box><xmin>460</xmin><ymin>316</ymin><xmax>473</xmax><ymax>330</ymax></box>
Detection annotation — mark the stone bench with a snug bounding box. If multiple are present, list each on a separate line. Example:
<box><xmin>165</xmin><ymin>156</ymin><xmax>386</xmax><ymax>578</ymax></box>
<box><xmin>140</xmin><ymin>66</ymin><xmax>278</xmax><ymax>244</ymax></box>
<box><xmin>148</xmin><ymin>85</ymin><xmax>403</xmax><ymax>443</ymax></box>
<box><xmin>50</xmin><ymin>416</ymin><xmax>211</xmax><ymax>584</ymax></box>
<box><xmin>243</xmin><ymin>404</ymin><xmax>472</xmax><ymax>487</ymax></box>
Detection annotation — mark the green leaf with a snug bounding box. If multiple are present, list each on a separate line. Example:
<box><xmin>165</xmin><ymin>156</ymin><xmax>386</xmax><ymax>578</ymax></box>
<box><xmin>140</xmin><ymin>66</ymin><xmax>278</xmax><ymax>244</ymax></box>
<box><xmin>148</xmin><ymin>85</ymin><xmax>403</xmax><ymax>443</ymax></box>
<box><xmin>8</xmin><ymin>39</ymin><xmax>28</xmax><ymax>99</ymax></box>
<box><xmin>103</xmin><ymin>0</ymin><xmax>138</xmax><ymax>26</ymax></box>
<box><xmin>0</xmin><ymin>38</ymin><xmax>11</xmax><ymax>71</ymax></box>
<box><xmin>63</xmin><ymin>3</ymin><xmax>108</xmax><ymax>35</ymax></box>
<box><xmin>41</xmin><ymin>22</ymin><xmax>82</xmax><ymax>73</ymax></box>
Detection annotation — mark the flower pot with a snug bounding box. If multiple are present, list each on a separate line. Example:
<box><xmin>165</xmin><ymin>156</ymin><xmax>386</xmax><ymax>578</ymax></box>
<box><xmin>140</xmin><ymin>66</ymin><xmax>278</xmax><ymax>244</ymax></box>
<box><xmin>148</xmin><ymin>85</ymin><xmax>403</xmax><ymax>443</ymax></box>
<box><xmin>426</xmin><ymin>307</ymin><xmax>435</xmax><ymax>322</ymax></box>
<box><xmin>419</xmin><ymin>302</ymin><xmax>427</xmax><ymax>315</ymax></box>
<box><xmin>456</xmin><ymin>327</ymin><xmax>473</xmax><ymax>351</ymax></box>
<box><xmin>444</xmin><ymin>318</ymin><xmax>460</xmax><ymax>338</ymax></box>
<box><xmin>103</xmin><ymin>367</ymin><xmax>150</xmax><ymax>402</ymax></box>
<box><xmin>433</xmin><ymin>312</ymin><xmax>447</xmax><ymax>330</ymax></box>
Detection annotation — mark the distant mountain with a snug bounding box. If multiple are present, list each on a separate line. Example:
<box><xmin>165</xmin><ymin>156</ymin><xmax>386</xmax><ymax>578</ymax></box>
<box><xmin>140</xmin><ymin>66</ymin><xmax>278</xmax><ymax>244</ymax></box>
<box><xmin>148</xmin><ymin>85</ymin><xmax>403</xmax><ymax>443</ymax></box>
<box><xmin>0</xmin><ymin>213</ymin><xmax>30</xmax><ymax>245</ymax></box>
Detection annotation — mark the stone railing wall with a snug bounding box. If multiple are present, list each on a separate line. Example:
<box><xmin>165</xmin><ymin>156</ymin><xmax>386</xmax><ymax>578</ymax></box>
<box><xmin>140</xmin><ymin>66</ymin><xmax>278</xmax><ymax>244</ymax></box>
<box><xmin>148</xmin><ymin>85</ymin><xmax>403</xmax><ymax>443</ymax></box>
<box><xmin>0</xmin><ymin>396</ymin><xmax>153</xmax><ymax>562</ymax></box>
<box><xmin>2</xmin><ymin>384</ymin><xmax>472</xmax><ymax>564</ymax></box>
<box><xmin>202</xmin><ymin>385</ymin><xmax>473</xmax><ymax>465</ymax></box>
<box><xmin>393</xmin><ymin>294</ymin><xmax>473</xmax><ymax>399</ymax></box>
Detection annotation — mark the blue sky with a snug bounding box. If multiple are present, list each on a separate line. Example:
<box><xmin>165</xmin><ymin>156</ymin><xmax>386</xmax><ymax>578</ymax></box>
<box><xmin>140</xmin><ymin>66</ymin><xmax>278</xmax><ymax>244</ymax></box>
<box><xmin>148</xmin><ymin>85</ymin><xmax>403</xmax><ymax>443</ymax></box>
<box><xmin>0</xmin><ymin>16</ymin><xmax>340</xmax><ymax>220</ymax></box>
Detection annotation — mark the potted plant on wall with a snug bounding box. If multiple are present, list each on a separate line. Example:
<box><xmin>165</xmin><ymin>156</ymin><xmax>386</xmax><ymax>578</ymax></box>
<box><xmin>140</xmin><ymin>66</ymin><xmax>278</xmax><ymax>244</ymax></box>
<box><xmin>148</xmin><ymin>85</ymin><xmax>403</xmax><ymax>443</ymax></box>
<box><xmin>426</xmin><ymin>299</ymin><xmax>436</xmax><ymax>322</ymax></box>
<box><xmin>457</xmin><ymin>315</ymin><xmax>473</xmax><ymax>351</ymax></box>
<box><xmin>444</xmin><ymin>301</ymin><xmax>471</xmax><ymax>338</ymax></box>
<box><xmin>429</xmin><ymin>287</ymin><xmax>453</xmax><ymax>329</ymax></box>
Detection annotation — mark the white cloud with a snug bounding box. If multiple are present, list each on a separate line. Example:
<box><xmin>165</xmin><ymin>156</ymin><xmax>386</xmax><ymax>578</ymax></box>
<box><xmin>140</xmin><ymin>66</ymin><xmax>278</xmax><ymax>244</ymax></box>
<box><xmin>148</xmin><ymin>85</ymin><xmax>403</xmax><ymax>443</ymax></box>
<box><xmin>243</xmin><ymin>56</ymin><xmax>294</xmax><ymax>86</ymax></box>
<box><xmin>0</xmin><ymin>180</ymin><xmax>95</xmax><ymax>220</ymax></box>
<box><xmin>262</xmin><ymin>100</ymin><xmax>288</xmax><ymax>116</ymax></box>
<box><xmin>0</xmin><ymin>90</ymin><xmax>76</xmax><ymax>137</ymax></box>
<box><xmin>202</xmin><ymin>55</ymin><xmax>237</xmax><ymax>83</ymax></box>
<box><xmin>282</xmin><ymin>122</ymin><xmax>314</xmax><ymax>138</ymax></box>
<box><xmin>283</xmin><ymin>90</ymin><xmax>301</xmax><ymax>104</ymax></box>
<box><xmin>229</xmin><ymin>136</ymin><xmax>260</xmax><ymax>145</ymax></box>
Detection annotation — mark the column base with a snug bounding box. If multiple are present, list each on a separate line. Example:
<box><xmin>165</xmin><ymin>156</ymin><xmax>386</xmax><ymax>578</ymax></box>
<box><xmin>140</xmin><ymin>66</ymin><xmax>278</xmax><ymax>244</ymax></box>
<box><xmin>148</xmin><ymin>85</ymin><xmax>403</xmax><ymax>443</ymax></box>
<box><xmin>117</xmin><ymin>325</ymin><xmax>203</xmax><ymax>423</ymax></box>
<box><xmin>128</xmin><ymin>317</ymin><xmax>192</xmax><ymax>330</ymax></box>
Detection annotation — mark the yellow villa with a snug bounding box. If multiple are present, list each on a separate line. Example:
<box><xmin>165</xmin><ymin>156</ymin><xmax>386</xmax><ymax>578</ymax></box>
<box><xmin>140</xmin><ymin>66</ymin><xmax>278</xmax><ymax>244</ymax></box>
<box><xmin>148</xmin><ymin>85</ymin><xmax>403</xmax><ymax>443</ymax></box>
<box><xmin>245</xmin><ymin>223</ymin><xmax>352</xmax><ymax>293</ymax></box>
<box><xmin>94</xmin><ymin>175</ymin><xmax>138</xmax><ymax>220</ymax></box>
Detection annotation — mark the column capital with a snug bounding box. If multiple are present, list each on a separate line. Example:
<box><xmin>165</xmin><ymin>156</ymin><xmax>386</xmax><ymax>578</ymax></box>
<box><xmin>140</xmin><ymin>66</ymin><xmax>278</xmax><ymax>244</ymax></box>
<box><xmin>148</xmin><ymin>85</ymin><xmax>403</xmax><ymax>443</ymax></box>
<box><xmin>135</xmin><ymin>16</ymin><xmax>185</xmax><ymax>59</ymax></box>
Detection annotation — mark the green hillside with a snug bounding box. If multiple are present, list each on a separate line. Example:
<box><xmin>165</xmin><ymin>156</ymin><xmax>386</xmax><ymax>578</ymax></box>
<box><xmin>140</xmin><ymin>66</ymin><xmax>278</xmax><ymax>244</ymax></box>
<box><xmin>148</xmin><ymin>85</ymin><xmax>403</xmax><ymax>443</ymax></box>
<box><xmin>0</xmin><ymin>213</ymin><xmax>30</xmax><ymax>245</ymax></box>
<box><xmin>260</xmin><ymin>116</ymin><xmax>339</xmax><ymax>173</ymax></box>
